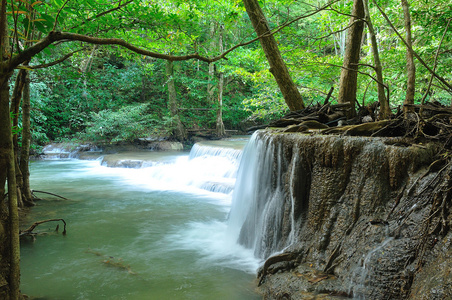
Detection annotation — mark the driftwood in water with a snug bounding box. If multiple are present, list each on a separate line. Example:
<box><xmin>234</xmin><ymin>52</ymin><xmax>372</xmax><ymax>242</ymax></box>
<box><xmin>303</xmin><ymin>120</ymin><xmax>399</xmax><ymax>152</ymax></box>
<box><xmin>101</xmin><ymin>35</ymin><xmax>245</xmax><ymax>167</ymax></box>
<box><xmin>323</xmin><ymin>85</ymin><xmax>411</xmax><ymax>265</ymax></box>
<box><xmin>31</xmin><ymin>190</ymin><xmax>69</xmax><ymax>200</ymax></box>
<box><xmin>86</xmin><ymin>248</ymin><xmax>137</xmax><ymax>275</ymax></box>
<box><xmin>20</xmin><ymin>219</ymin><xmax>67</xmax><ymax>240</ymax></box>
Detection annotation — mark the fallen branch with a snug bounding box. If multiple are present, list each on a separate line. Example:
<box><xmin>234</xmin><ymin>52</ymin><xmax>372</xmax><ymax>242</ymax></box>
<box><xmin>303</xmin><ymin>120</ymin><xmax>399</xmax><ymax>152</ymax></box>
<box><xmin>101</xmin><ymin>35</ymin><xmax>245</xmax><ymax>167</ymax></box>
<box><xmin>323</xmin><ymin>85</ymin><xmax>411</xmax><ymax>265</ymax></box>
<box><xmin>20</xmin><ymin>219</ymin><xmax>67</xmax><ymax>237</ymax></box>
<box><xmin>86</xmin><ymin>248</ymin><xmax>137</xmax><ymax>275</ymax></box>
<box><xmin>31</xmin><ymin>190</ymin><xmax>69</xmax><ymax>200</ymax></box>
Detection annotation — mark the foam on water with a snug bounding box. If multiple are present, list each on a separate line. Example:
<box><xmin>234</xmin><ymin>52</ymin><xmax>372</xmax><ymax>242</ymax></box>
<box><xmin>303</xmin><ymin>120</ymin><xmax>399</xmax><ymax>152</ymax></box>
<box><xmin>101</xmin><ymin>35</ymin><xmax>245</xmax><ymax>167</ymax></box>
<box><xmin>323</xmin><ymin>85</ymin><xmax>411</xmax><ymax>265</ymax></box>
<box><xmin>76</xmin><ymin>143</ymin><xmax>240</xmax><ymax>197</ymax></box>
<box><xmin>31</xmin><ymin>139</ymin><xmax>260</xmax><ymax>275</ymax></box>
<box><xmin>166</xmin><ymin>220</ymin><xmax>260</xmax><ymax>274</ymax></box>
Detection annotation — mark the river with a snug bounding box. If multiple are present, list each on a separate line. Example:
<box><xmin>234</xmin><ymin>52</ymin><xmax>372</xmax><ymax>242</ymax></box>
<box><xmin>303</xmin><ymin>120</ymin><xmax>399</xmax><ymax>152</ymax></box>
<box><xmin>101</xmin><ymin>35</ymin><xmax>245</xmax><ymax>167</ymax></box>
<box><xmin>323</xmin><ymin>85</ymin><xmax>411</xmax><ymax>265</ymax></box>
<box><xmin>20</xmin><ymin>137</ymin><xmax>261</xmax><ymax>299</ymax></box>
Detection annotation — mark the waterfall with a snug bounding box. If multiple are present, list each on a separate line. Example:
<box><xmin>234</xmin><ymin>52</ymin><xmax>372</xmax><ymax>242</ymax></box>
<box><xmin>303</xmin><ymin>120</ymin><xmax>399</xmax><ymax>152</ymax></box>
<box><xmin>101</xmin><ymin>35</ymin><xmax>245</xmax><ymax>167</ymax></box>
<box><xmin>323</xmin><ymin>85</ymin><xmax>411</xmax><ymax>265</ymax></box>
<box><xmin>228</xmin><ymin>131</ymin><xmax>297</xmax><ymax>259</ymax></box>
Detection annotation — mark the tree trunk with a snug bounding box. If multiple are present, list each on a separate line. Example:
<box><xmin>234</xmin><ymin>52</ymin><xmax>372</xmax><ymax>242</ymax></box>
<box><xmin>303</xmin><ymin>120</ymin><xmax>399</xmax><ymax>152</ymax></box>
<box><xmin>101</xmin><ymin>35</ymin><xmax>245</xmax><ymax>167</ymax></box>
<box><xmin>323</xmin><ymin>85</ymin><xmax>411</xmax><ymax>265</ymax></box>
<box><xmin>165</xmin><ymin>60</ymin><xmax>186</xmax><ymax>141</ymax></box>
<box><xmin>216</xmin><ymin>24</ymin><xmax>226</xmax><ymax>137</ymax></box>
<box><xmin>337</xmin><ymin>0</ymin><xmax>365</xmax><ymax>118</ymax></box>
<box><xmin>19</xmin><ymin>71</ymin><xmax>33</xmax><ymax>205</ymax></box>
<box><xmin>401</xmin><ymin>0</ymin><xmax>415</xmax><ymax>113</ymax></box>
<box><xmin>0</xmin><ymin>0</ymin><xmax>20</xmax><ymax>297</ymax></box>
<box><xmin>363</xmin><ymin>0</ymin><xmax>390</xmax><ymax>119</ymax></box>
<box><xmin>207</xmin><ymin>22</ymin><xmax>216</xmax><ymax>105</ymax></box>
<box><xmin>217</xmin><ymin>73</ymin><xmax>226</xmax><ymax>136</ymax></box>
<box><xmin>0</xmin><ymin>73</ymin><xmax>20</xmax><ymax>300</ymax></box>
<box><xmin>9</xmin><ymin>70</ymin><xmax>27</xmax><ymax>208</ymax></box>
<box><xmin>242</xmin><ymin>0</ymin><xmax>304</xmax><ymax>111</ymax></box>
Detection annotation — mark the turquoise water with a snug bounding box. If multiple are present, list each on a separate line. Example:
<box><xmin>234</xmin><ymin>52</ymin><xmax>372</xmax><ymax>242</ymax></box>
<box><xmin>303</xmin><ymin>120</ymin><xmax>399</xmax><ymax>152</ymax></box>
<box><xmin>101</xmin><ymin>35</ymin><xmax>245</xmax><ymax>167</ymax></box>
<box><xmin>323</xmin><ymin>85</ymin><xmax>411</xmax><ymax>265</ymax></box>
<box><xmin>20</xmin><ymin>140</ymin><xmax>261</xmax><ymax>299</ymax></box>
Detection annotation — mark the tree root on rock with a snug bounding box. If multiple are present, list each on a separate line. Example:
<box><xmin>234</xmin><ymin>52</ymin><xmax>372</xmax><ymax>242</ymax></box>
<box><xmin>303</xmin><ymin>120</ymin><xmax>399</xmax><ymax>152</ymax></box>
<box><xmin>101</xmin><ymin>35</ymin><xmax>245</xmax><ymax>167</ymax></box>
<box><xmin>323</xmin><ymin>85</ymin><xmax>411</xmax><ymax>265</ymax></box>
<box><xmin>257</xmin><ymin>252</ymin><xmax>298</xmax><ymax>286</ymax></box>
<box><xmin>249</xmin><ymin>101</ymin><xmax>452</xmax><ymax>151</ymax></box>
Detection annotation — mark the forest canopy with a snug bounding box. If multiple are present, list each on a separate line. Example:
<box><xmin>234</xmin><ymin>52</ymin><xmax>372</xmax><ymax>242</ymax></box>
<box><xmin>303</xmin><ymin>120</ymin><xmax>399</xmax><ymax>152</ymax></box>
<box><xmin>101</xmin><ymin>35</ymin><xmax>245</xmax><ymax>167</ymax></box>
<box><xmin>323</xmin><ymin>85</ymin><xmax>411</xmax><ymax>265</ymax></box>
<box><xmin>5</xmin><ymin>0</ymin><xmax>451</xmax><ymax>146</ymax></box>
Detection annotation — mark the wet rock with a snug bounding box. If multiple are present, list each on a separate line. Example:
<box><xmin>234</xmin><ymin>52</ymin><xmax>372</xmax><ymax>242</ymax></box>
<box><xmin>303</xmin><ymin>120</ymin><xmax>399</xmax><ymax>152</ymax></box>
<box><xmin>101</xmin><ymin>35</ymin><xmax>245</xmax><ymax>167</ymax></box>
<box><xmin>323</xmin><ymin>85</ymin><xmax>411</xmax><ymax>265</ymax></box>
<box><xmin>101</xmin><ymin>159</ymin><xmax>143</xmax><ymax>168</ymax></box>
<box><xmin>410</xmin><ymin>232</ymin><xmax>452</xmax><ymax>299</ymax></box>
<box><xmin>240</xmin><ymin>130</ymin><xmax>450</xmax><ymax>299</ymax></box>
<box><xmin>151</xmin><ymin>141</ymin><xmax>183</xmax><ymax>151</ymax></box>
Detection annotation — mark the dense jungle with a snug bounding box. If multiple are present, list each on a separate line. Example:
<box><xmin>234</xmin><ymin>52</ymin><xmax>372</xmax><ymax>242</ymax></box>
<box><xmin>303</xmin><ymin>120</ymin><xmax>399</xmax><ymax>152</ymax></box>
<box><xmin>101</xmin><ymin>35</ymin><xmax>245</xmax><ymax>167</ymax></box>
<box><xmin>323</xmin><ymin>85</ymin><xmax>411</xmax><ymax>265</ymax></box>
<box><xmin>0</xmin><ymin>0</ymin><xmax>451</xmax><ymax>299</ymax></box>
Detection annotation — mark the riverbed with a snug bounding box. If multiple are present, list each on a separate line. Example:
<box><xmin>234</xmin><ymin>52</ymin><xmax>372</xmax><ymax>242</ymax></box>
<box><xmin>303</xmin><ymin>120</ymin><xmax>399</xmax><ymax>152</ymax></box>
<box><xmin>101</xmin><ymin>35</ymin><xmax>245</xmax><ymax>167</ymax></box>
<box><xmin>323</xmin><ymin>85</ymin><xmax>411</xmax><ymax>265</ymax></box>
<box><xmin>20</xmin><ymin>138</ymin><xmax>261</xmax><ymax>299</ymax></box>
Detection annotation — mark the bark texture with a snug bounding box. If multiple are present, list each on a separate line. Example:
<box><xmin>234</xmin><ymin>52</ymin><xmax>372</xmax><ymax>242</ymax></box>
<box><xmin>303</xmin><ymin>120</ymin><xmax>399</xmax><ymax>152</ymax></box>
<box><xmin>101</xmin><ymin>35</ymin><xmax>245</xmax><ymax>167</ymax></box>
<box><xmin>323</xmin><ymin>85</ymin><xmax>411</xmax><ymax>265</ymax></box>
<box><xmin>337</xmin><ymin>0</ymin><xmax>365</xmax><ymax>118</ymax></box>
<box><xmin>242</xmin><ymin>0</ymin><xmax>304</xmax><ymax>111</ymax></box>
<box><xmin>401</xmin><ymin>0</ymin><xmax>416</xmax><ymax>113</ymax></box>
<box><xmin>165</xmin><ymin>60</ymin><xmax>186</xmax><ymax>141</ymax></box>
<box><xmin>363</xmin><ymin>0</ymin><xmax>390</xmax><ymax>119</ymax></box>
<box><xmin>0</xmin><ymin>73</ymin><xmax>20</xmax><ymax>300</ymax></box>
<box><xmin>216</xmin><ymin>24</ymin><xmax>225</xmax><ymax>136</ymax></box>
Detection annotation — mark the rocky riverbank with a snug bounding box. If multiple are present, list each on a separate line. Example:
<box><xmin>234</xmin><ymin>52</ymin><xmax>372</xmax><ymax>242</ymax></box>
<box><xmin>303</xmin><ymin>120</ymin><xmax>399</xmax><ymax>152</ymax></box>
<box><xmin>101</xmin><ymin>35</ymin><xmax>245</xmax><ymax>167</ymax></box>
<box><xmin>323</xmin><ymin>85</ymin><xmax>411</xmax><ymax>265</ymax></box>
<box><xmin>39</xmin><ymin>140</ymin><xmax>185</xmax><ymax>167</ymax></box>
<box><xmin>234</xmin><ymin>130</ymin><xmax>451</xmax><ymax>299</ymax></box>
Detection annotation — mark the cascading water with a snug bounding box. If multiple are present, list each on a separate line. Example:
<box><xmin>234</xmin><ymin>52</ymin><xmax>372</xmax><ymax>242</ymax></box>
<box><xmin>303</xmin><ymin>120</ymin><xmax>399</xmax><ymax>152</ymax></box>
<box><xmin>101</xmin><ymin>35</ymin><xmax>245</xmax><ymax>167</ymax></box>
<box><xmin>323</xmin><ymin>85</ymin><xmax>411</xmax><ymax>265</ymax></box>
<box><xmin>90</xmin><ymin>140</ymin><xmax>245</xmax><ymax>198</ymax></box>
<box><xmin>228</xmin><ymin>131</ymin><xmax>298</xmax><ymax>259</ymax></box>
<box><xmin>21</xmin><ymin>137</ymin><xmax>261</xmax><ymax>300</ymax></box>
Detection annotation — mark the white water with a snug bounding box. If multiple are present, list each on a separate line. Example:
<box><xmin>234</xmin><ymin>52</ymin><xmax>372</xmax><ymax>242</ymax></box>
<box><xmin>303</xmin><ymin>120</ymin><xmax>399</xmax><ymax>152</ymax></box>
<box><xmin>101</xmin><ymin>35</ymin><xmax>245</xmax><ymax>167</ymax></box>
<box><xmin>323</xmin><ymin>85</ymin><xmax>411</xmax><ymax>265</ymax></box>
<box><xmin>228</xmin><ymin>131</ymin><xmax>296</xmax><ymax>258</ymax></box>
<box><xmin>80</xmin><ymin>140</ymin><xmax>260</xmax><ymax>270</ymax></box>
<box><xmin>22</xmin><ymin>137</ymin><xmax>261</xmax><ymax>299</ymax></box>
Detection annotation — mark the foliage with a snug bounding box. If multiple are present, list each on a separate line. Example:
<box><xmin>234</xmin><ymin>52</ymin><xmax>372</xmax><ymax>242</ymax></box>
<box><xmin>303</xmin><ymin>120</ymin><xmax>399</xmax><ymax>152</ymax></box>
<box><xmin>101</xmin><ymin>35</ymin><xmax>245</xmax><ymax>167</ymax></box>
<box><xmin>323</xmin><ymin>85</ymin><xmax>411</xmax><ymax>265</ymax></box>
<box><xmin>82</xmin><ymin>103</ymin><xmax>164</xmax><ymax>143</ymax></box>
<box><xmin>5</xmin><ymin>0</ymin><xmax>451</xmax><ymax>146</ymax></box>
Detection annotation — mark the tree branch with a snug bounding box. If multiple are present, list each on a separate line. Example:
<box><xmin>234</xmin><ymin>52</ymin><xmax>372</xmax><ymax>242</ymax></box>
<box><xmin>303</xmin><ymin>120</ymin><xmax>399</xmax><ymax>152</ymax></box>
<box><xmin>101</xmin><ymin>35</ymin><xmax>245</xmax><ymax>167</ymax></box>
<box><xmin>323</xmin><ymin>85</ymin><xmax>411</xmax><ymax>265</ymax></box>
<box><xmin>420</xmin><ymin>18</ymin><xmax>451</xmax><ymax>104</ymax></box>
<box><xmin>20</xmin><ymin>218</ymin><xmax>67</xmax><ymax>236</ymax></box>
<box><xmin>325</xmin><ymin>61</ymin><xmax>390</xmax><ymax>103</ymax></box>
<box><xmin>269</xmin><ymin>0</ymin><xmax>342</xmax><ymax>37</ymax></box>
<box><xmin>68</xmin><ymin>0</ymin><xmax>134</xmax><ymax>31</ymax></box>
<box><xmin>372</xmin><ymin>0</ymin><xmax>452</xmax><ymax>92</ymax></box>
<box><xmin>18</xmin><ymin>48</ymin><xmax>85</xmax><ymax>70</ymax></box>
<box><xmin>7</xmin><ymin>1</ymin><xmax>343</xmax><ymax>71</ymax></box>
<box><xmin>53</xmin><ymin>0</ymin><xmax>71</xmax><ymax>31</ymax></box>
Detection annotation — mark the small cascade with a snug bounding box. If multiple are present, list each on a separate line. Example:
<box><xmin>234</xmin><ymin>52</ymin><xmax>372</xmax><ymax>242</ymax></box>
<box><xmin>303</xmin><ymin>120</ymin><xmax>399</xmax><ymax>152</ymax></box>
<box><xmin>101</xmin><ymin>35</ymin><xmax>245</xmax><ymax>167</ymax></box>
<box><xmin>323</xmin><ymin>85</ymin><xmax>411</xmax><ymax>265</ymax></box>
<box><xmin>92</xmin><ymin>140</ymin><xmax>246</xmax><ymax>196</ymax></box>
<box><xmin>349</xmin><ymin>237</ymin><xmax>395</xmax><ymax>299</ymax></box>
<box><xmin>228</xmin><ymin>131</ymin><xmax>298</xmax><ymax>259</ymax></box>
<box><xmin>42</xmin><ymin>144</ymin><xmax>78</xmax><ymax>159</ymax></box>
<box><xmin>42</xmin><ymin>143</ymin><xmax>101</xmax><ymax>159</ymax></box>
<box><xmin>185</xmin><ymin>142</ymin><xmax>243</xmax><ymax>194</ymax></box>
<box><xmin>189</xmin><ymin>143</ymin><xmax>243</xmax><ymax>163</ymax></box>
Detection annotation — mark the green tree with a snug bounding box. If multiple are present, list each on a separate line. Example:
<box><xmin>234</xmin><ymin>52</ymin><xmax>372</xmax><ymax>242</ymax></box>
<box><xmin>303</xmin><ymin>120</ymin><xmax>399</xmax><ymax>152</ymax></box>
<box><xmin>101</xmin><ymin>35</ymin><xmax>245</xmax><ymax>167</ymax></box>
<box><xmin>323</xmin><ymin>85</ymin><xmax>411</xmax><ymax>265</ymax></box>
<box><xmin>243</xmin><ymin>0</ymin><xmax>305</xmax><ymax>111</ymax></box>
<box><xmin>0</xmin><ymin>1</ymin><xmax>238</xmax><ymax>298</ymax></box>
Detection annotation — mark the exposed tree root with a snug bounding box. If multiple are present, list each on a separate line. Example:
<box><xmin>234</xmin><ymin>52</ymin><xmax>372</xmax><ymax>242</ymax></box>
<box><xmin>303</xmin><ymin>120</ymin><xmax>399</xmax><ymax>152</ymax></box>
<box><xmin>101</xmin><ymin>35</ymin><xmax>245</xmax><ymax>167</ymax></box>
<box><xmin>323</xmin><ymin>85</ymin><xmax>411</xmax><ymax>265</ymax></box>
<box><xmin>411</xmin><ymin>160</ymin><xmax>452</xmax><ymax>270</ymax></box>
<box><xmin>250</xmin><ymin>101</ymin><xmax>452</xmax><ymax>151</ymax></box>
<box><xmin>257</xmin><ymin>252</ymin><xmax>298</xmax><ymax>286</ymax></box>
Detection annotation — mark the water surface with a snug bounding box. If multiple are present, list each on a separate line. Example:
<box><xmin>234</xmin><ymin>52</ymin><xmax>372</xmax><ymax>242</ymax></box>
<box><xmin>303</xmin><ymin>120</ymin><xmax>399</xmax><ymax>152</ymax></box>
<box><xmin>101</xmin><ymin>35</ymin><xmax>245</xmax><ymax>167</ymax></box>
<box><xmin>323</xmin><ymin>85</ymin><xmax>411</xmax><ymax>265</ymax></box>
<box><xmin>21</xmin><ymin>139</ymin><xmax>260</xmax><ymax>300</ymax></box>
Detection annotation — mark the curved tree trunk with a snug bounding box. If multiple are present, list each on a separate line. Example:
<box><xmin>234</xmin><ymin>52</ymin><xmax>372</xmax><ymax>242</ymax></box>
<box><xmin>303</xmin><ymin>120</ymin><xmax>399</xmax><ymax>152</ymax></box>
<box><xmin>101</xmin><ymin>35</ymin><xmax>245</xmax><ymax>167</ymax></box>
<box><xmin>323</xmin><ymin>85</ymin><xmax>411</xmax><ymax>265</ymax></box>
<box><xmin>401</xmin><ymin>0</ymin><xmax>415</xmax><ymax>113</ymax></box>
<box><xmin>242</xmin><ymin>0</ymin><xmax>304</xmax><ymax>111</ymax></box>
<box><xmin>363</xmin><ymin>0</ymin><xmax>390</xmax><ymax>119</ymax></box>
<box><xmin>337</xmin><ymin>0</ymin><xmax>365</xmax><ymax>118</ymax></box>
